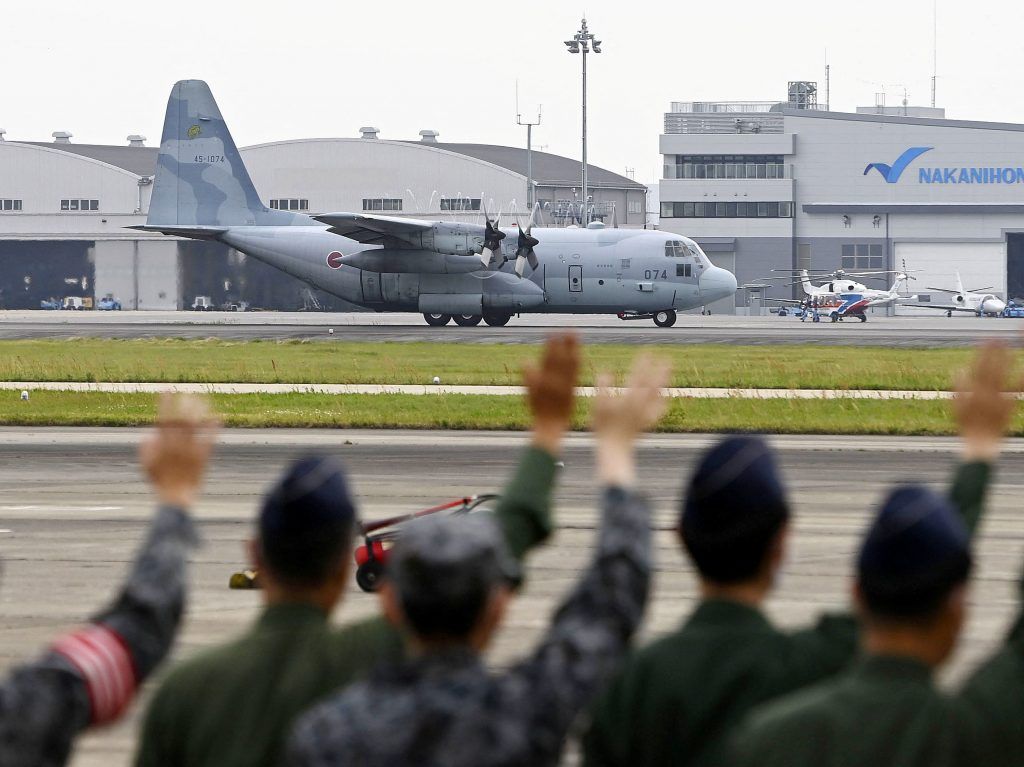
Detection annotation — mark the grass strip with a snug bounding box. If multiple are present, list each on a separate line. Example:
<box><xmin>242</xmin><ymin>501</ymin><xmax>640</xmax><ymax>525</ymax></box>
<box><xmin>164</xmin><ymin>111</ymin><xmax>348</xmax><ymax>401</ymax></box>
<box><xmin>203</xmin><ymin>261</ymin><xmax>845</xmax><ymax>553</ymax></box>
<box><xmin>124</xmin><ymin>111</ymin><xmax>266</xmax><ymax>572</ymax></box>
<box><xmin>0</xmin><ymin>390</ymin><xmax>1018</xmax><ymax>436</ymax></box>
<box><xmin>0</xmin><ymin>339</ymin><xmax>974</xmax><ymax>391</ymax></box>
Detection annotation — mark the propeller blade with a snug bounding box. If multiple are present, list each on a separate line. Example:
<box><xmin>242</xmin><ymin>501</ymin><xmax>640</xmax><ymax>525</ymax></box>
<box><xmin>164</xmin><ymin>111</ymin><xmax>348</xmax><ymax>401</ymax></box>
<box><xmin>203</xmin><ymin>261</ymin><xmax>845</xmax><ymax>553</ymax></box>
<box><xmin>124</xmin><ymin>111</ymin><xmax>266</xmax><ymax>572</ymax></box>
<box><xmin>514</xmin><ymin>254</ymin><xmax>527</xmax><ymax>277</ymax></box>
<box><xmin>512</xmin><ymin>217</ymin><xmax>540</xmax><ymax>276</ymax></box>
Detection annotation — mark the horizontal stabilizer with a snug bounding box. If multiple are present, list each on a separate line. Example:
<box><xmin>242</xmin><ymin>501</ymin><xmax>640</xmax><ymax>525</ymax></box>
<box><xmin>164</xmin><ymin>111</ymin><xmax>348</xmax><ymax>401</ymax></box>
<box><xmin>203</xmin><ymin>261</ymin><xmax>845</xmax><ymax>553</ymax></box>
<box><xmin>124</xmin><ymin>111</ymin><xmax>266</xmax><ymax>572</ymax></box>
<box><xmin>128</xmin><ymin>224</ymin><xmax>228</xmax><ymax>240</ymax></box>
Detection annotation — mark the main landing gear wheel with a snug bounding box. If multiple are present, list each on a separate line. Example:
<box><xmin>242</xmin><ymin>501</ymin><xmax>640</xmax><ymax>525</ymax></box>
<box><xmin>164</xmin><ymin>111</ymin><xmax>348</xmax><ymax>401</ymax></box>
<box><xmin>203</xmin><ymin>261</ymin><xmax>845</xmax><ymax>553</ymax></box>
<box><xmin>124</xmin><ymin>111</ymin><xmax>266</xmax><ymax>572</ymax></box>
<box><xmin>483</xmin><ymin>312</ymin><xmax>511</xmax><ymax>327</ymax></box>
<box><xmin>423</xmin><ymin>313</ymin><xmax>452</xmax><ymax>327</ymax></box>
<box><xmin>453</xmin><ymin>314</ymin><xmax>482</xmax><ymax>327</ymax></box>
<box><xmin>653</xmin><ymin>310</ymin><xmax>677</xmax><ymax>328</ymax></box>
<box><xmin>857</xmin><ymin>313</ymin><xmax>867</xmax><ymax>323</ymax></box>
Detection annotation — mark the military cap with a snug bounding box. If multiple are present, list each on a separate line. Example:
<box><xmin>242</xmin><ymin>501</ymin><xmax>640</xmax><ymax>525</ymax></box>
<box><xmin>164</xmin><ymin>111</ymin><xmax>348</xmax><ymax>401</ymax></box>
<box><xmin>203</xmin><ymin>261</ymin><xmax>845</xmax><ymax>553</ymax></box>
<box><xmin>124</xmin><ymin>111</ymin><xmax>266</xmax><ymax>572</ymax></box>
<box><xmin>681</xmin><ymin>435</ymin><xmax>790</xmax><ymax>545</ymax></box>
<box><xmin>260</xmin><ymin>455</ymin><xmax>356</xmax><ymax>540</ymax></box>
<box><xmin>858</xmin><ymin>485</ymin><xmax>972</xmax><ymax>618</ymax></box>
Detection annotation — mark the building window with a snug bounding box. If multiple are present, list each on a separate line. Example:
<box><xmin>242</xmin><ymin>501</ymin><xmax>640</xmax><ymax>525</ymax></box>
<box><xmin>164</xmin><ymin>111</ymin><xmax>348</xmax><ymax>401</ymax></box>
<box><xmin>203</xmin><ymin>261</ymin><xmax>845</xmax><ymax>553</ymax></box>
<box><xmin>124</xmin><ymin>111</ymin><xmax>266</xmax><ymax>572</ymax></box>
<box><xmin>661</xmin><ymin>201</ymin><xmax>792</xmax><ymax>218</ymax></box>
<box><xmin>362</xmin><ymin>198</ymin><xmax>403</xmax><ymax>212</ymax></box>
<box><xmin>269</xmin><ymin>199</ymin><xmax>308</xmax><ymax>211</ymax></box>
<box><xmin>440</xmin><ymin>197</ymin><xmax>481</xmax><ymax>211</ymax></box>
<box><xmin>664</xmin><ymin>154</ymin><xmax>787</xmax><ymax>180</ymax></box>
<box><xmin>627</xmin><ymin>199</ymin><xmax>643</xmax><ymax>214</ymax></box>
<box><xmin>0</xmin><ymin>199</ymin><xmax>22</xmax><ymax>212</ymax></box>
<box><xmin>60</xmin><ymin>199</ymin><xmax>99</xmax><ymax>212</ymax></box>
<box><xmin>841</xmin><ymin>243</ymin><xmax>885</xmax><ymax>270</ymax></box>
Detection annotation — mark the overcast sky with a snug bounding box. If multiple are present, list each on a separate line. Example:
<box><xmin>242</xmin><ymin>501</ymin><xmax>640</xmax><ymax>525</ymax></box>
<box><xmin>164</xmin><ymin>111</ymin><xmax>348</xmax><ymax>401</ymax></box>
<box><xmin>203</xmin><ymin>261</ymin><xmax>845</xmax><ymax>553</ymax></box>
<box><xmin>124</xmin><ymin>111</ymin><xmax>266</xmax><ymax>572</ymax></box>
<box><xmin>2</xmin><ymin>0</ymin><xmax>1021</xmax><ymax>184</ymax></box>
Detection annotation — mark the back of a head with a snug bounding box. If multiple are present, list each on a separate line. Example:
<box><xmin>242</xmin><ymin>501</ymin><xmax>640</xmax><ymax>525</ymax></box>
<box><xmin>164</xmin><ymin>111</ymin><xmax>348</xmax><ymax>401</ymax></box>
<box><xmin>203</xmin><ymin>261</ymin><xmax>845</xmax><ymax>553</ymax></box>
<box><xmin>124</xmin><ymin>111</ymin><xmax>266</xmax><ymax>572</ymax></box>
<box><xmin>387</xmin><ymin>514</ymin><xmax>518</xmax><ymax>642</ymax></box>
<box><xmin>259</xmin><ymin>455</ymin><xmax>357</xmax><ymax>589</ymax></box>
<box><xmin>680</xmin><ymin>436</ymin><xmax>790</xmax><ymax>584</ymax></box>
<box><xmin>858</xmin><ymin>485</ymin><xmax>972</xmax><ymax>622</ymax></box>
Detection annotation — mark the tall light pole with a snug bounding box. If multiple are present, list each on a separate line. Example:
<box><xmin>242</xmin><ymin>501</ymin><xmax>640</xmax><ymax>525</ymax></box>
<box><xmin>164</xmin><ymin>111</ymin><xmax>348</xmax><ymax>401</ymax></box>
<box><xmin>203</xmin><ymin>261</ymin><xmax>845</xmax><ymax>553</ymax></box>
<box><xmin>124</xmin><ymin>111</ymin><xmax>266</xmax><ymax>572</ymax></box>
<box><xmin>565</xmin><ymin>17</ymin><xmax>601</xmax><ymax>226</ymax></box>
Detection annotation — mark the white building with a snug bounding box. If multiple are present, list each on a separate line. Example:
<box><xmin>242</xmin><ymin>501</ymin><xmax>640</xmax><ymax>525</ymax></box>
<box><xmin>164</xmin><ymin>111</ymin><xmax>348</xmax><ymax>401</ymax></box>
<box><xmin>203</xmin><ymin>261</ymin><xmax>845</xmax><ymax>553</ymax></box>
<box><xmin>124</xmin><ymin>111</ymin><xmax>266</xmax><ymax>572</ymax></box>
<box><xmin>0</xmin><ymin>129</ymin><xmax>644</xmax><ymax>310</ymax></box>
<box><xmin>659</xmin><ymin>83</ymin><xmax>1024</xmax><ymax>313</ymax></box>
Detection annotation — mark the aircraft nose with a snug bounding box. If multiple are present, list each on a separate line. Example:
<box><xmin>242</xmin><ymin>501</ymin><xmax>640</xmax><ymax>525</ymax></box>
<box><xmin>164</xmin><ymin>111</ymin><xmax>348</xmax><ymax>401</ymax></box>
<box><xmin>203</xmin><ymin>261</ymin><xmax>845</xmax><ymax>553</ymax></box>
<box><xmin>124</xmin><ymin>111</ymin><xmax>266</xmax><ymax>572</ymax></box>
<box><xmin>702</xmin><ymin>266</ymin><xmax>737</xmax><ymax>302</ymax></box>
<box><xmin>989</xmin><ymin>298</ymin><xmax>1007</xmax><ymax>314</ymax></box>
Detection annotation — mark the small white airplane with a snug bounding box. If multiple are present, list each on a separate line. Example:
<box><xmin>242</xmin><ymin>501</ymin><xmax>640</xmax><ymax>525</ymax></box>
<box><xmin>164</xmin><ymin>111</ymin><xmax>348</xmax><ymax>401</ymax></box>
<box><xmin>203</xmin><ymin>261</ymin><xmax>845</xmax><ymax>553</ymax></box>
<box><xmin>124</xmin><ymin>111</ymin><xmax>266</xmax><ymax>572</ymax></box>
<box><xmin>908</xmin><ymin>271</ymin><xmax>1006</xmax><ymax>317</ymax></box>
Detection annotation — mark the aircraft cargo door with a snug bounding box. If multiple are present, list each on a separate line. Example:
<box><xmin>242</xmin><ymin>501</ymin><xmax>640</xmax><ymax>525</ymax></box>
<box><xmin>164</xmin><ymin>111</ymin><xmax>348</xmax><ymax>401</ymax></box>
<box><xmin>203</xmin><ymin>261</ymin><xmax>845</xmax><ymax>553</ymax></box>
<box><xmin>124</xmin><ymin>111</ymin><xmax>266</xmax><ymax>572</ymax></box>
<box><xmin>360</xmin><ymin>270</ymin><xmax>384</xmax><ymax>304</ymax></box>
<box><xmin>569</xmin><ymin>265</ymin><xmax>583</xmax><ymax>292</ymax></box>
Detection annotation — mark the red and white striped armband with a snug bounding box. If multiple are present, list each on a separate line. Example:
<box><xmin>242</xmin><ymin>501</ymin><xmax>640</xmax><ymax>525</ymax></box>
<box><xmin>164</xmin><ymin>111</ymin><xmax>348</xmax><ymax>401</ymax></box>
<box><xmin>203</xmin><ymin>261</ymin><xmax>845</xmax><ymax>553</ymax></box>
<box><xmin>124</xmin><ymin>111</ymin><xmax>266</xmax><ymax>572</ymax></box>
<box><xmin>51</xmin><ymin>624</ymin><xmax>138</xmax><ymax>725</ymax></box>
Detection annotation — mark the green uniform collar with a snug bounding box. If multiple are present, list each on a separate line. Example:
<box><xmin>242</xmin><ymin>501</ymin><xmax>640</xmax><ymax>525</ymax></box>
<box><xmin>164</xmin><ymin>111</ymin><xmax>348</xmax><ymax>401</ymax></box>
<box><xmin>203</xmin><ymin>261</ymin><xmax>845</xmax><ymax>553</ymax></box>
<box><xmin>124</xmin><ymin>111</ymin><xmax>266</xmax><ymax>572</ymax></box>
<box><xmin>853</xmin><ymin>654</ymin><xmax>934</xmax><ymax>684</ymax></box>
<box><xmin>256</xmin><ymin>602</ymin><xmax>329</xmax><ymax>631</ymax></box>
<box><xmin>685</xmin><ymin>598</ymin><xmax>772</xmax><ymax>630</ymax></box>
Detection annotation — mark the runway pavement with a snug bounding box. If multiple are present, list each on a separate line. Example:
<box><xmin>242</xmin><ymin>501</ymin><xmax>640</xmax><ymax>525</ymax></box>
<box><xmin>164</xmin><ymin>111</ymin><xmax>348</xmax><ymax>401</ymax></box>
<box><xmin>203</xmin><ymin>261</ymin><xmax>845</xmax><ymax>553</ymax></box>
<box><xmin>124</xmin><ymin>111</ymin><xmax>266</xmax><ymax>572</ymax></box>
<box><xmin>0</xmin><ymin>429</ymin><xmax>1022</xmax><ymax>765</ymax></box>
<box><xmin>2</xmin><ymin>310</ymin><xmax>1022</xmax><ymax>347</ymax></box>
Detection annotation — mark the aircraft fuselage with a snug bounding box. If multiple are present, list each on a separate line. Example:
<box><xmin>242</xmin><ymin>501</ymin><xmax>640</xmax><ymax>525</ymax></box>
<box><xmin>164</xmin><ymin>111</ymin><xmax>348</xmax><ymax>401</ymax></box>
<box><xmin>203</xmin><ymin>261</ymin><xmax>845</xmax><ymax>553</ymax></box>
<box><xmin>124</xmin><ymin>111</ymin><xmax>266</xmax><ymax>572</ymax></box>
<box><xmin>219</xmin><ymin>225</ymin><xmax>735</xmax><ymax>316</ymax></box>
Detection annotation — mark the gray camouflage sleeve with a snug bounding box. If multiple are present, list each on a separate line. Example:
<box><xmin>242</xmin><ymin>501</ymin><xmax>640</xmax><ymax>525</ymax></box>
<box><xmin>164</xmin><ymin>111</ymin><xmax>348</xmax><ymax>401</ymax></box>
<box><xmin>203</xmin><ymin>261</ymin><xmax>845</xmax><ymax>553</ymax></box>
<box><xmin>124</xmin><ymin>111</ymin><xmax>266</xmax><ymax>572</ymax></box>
<box><xmin>0</xmin><ymin>505</ymin><xmax>197</xmax><ymax>767</ymax></box>
<box><xmin>510</xmin><ymin>486</ymin><xmax>652</xmax><ymax>755</ymax></box>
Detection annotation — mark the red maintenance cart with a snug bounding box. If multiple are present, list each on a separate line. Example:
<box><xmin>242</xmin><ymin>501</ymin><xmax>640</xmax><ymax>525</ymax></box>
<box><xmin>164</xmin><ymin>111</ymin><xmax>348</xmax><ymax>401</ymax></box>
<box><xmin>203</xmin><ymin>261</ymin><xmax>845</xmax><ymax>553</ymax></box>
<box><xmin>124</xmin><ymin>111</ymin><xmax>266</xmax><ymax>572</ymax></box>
<box><xmin>354</xmin><ymin>494</ymin><xmax>500</xmax><ymax>592</ymax></box>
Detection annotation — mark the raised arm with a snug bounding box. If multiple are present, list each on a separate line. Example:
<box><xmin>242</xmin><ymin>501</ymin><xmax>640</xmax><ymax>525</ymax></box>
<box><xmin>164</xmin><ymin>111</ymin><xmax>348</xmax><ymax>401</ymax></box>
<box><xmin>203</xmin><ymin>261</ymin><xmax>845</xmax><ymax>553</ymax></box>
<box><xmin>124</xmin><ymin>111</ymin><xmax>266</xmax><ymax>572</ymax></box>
<box><xmin>0</xmin><ymin>394</ymin><xmax>216</xmax><ymax>767</ymax></box>
<box><xmin>507</xmin><ymin>354</ymin><xmax>670</xmax><ymax>756</ymax></box>
<box><xmin>495</xmin><ymin>333</ymin><xmax>579</xmax><ymax>562</ymax></box>
<box><xmin>949</xmin><ymin>341</ymin><xmax>1019</xmax><ymax>534</ymax></box>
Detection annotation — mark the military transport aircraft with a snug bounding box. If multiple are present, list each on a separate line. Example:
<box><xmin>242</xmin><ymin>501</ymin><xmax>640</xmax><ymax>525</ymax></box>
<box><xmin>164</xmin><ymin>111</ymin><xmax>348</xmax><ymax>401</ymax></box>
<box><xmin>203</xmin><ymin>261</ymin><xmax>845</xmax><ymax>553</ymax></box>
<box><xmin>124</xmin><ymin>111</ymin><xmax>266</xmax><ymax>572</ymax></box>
<box><xmin>133</xmin><ymin>81</ymin><xmax>737</xmax><ymax>328</ymax></box>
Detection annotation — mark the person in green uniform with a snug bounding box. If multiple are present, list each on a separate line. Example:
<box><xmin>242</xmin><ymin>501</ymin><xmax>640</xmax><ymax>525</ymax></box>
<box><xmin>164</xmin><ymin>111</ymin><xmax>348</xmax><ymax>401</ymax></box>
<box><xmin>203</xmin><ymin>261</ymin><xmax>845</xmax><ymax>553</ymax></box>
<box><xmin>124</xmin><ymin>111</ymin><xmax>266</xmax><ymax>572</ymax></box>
<box><xmin>730</xmin><ymin>340</ymin><xmax>1021</xmax><ymax>767</ymax></box>
<box><xmin>134</xmin><ymin>334</ymin><xmax>581</xmax><ymax>767</ymax></box>
<box><xmin>581</xmin><ymin>340</ymin><xmax>1010</xmax><ymax>767</ymax></box>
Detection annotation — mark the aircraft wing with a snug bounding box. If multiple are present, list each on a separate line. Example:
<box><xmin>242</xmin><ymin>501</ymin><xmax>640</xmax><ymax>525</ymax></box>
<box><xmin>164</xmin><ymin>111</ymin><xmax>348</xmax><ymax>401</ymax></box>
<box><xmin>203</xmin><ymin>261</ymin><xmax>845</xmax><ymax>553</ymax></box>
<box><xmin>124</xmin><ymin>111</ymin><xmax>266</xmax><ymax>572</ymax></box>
<box><xmin>313</xmin><ymin>213</ymin><xmax>436</xmax><ymax>246</ymax></box>
<box><xmin>904</xmin><ymin>303</ymin><xmax>979</xmax><ymax>313</ymax></box>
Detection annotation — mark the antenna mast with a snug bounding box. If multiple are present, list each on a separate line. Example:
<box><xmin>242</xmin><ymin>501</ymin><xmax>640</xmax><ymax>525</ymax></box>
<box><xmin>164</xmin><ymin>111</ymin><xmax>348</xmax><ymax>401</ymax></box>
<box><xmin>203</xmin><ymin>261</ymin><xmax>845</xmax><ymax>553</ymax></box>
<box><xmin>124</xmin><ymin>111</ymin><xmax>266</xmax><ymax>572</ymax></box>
<box><xmin>931</xmin><ymin>0</ymin><xmax>938</xmax><ymax>107</ymax></box>
<box><xmin>824</xmin><ymin>49</ymin><xmax>830</xmax><ymax>111</ymax></box>
<box><xmin>516</xmin><ymin>81</ymin><xmax>542</xmax><ymax>211</ymax></box>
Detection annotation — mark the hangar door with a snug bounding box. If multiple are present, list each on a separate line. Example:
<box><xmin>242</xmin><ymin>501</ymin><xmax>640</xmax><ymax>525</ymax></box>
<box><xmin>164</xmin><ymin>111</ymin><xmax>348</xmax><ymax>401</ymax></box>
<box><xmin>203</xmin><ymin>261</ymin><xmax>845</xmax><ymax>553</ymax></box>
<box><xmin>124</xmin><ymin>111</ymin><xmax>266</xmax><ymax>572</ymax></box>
<box><xmin>894</xmin><ymin>242</ymin><xmax>1005</xmax><ymax>315</ymax></box>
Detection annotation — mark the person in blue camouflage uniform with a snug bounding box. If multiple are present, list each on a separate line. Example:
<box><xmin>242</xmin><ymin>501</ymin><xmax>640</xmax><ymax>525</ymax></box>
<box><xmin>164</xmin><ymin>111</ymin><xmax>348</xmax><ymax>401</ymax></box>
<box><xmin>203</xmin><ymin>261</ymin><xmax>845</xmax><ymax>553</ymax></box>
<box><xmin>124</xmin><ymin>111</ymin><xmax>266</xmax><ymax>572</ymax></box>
<box><xmin>286</xmin><ymin>355</ymin><xmax>672</xmax><ymax>767</ymax></box>
<box><xmin>0</xmin><ymin>394</ymin><xmax>217</xmax><ymax>767</ymax></box>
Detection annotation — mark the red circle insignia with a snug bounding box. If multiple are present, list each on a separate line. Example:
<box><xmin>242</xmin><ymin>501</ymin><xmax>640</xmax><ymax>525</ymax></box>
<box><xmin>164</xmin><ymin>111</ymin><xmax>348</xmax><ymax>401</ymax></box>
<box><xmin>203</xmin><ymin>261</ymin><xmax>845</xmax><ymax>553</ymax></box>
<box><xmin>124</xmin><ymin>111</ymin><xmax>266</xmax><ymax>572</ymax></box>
<box><xmin>326</xmin><ymin>251</ymin><xmax>344</xmax><ymax>269</ymax></box>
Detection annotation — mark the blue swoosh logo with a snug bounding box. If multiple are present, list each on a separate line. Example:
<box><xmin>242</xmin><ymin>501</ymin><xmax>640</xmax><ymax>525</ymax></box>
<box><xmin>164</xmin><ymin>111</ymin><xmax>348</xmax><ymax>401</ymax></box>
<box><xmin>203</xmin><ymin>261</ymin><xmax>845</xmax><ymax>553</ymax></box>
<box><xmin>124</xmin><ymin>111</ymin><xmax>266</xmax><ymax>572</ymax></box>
<box><xmin>863</xmin><ymin>147</ymin><xmax>933</xmax><ymax>183</ymax></box>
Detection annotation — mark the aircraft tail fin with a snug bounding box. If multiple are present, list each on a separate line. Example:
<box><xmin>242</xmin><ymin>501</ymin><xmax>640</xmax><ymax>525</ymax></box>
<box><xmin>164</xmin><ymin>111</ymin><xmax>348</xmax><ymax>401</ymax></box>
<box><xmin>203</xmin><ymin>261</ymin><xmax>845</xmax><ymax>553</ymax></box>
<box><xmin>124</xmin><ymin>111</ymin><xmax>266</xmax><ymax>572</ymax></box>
<box><xmin>955</xmin><ymin>270</ymin><xmax>966</xmax><ymax>297</ymax></box>
<box><xmin>147</xmin><ymin>80</ymin><xmax>296</xmax><ymax>228</ymax></box>
<box><xmin>799</xmin><ymin>270</ymin><xmax>814</xmax><ymax>296</ymax></box>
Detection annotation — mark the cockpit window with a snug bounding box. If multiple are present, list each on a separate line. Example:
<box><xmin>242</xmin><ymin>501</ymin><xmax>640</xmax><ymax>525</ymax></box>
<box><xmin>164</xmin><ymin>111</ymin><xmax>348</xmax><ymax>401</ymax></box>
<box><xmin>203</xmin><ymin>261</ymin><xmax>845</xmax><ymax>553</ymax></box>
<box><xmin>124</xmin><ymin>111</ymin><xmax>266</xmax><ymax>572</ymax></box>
<box><xmin>666</xmin><ymin>241</ymin><xmax>690</xmax><ymax>258</ymax></box>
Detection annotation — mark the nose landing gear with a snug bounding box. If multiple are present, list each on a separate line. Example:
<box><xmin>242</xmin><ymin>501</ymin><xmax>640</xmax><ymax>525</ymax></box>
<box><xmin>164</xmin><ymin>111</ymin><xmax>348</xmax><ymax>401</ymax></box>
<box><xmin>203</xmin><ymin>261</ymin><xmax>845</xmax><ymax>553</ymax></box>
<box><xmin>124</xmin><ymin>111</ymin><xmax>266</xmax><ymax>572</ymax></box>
<box><xmin>617</xmin><ymin>309</ymin><xmax>678</xmax><ymax>327</ymax></box>
<box><xmin>653</xmin><ymin>310</ymin><xmax>677</xmax><ymax>328</ymax></box>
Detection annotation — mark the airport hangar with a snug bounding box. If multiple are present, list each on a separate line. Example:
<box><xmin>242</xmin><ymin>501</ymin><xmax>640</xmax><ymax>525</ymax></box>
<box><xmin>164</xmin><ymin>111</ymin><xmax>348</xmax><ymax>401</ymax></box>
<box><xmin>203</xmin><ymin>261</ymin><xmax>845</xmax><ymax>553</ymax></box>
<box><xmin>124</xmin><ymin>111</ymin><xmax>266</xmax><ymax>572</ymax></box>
<box><xmin>0</xmin><ymin>128</ymin><xmax>646</xmax><ymax>310</ymax></box>
<box><xmin>658</xmin><ymin>83</ymin><xmax>1024</xmax><ymax>314</ymax></box>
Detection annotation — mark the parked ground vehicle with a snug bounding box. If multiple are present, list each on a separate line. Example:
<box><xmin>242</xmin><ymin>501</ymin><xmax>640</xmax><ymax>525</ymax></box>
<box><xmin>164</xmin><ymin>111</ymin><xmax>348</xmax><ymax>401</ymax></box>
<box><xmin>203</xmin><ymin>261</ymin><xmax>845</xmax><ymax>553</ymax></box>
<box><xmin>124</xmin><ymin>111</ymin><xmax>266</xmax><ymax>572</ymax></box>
<box><xmin>39</xmin><ymin>297</ymin><xmax>61</xmax><ymax>310</ymax></box>
<box><xmin>96</xmin><ymin>295</ymin><xmax>122</xmax><ymax>311</ymax></box>
<box><xmin>1003</xmin><ymin>300</ymin><xmax>1024</xmax><ymax>318</ymax></box>
<box><xmin>191</xmin><ymin>296</ymin><xmax>213</xmax><ymax>311</ymax></box>
<box><xmin>353</xmin><ymin>494</ymin><xmax>500</xmax><ymax>592</ymax></box>
<box><xmin>62</xmin><ymin>296</ymin><xmax>88</xmax><ymax>310</ymax></box>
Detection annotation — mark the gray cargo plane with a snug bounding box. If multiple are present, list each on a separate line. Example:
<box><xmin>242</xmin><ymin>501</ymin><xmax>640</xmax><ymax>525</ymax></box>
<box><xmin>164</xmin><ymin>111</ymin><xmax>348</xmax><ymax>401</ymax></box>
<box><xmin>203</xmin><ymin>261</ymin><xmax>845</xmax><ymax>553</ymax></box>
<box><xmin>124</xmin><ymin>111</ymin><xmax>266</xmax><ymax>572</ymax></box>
<box><xmin>135</xmin><ymin>81</ymin><xmax>737</xmax><ymax>327</ymax></box>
